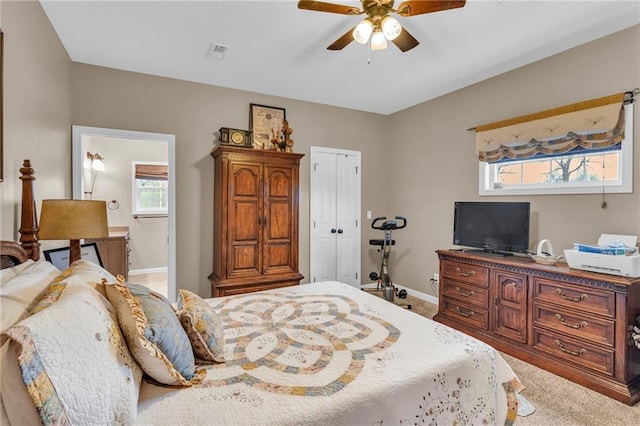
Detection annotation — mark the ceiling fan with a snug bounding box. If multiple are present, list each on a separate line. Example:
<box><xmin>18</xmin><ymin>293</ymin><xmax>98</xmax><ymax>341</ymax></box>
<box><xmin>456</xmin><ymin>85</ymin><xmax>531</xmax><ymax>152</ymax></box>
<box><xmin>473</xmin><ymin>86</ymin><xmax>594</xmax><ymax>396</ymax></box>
<box><xmin>298</xmin><ymin>0</ymin><xmax>466</xmax><ymax>52</ymax></box>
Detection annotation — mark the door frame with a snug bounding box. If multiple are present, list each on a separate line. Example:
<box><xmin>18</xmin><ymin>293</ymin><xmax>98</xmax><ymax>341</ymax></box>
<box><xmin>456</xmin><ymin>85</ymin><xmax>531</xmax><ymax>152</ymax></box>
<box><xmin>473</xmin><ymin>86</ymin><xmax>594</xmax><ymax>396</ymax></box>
<box><xmin>71</xmin><ymin>125</ymin><xmax>176</xmax><ymax>301</ymax></box>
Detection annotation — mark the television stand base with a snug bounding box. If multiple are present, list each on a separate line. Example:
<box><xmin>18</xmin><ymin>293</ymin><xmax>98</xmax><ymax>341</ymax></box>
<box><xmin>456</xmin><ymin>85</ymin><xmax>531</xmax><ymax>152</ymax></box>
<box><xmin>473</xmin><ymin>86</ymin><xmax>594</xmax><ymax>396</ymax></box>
<box><xmin>462</xmin><ymin>248</ymin><xmax>514</xmax><ymax>257</ymax></box>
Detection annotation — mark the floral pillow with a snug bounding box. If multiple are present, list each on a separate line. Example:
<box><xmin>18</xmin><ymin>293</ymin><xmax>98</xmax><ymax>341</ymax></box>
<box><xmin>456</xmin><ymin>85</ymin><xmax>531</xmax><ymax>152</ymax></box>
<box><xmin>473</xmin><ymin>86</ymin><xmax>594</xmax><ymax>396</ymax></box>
<box><xmin>1</xmin><ymin>282</ymin><xmax>143</xmax><ymax>425</ymax></box>
<box><xmin>105</xmin><ymin>277</ymin><xmax>205</xmax><ymax>386</ymax></box>
<box><xmin>33</xmin><ymin>259</ymin><xmax>117</xmax><ymax>310</ymax></box>
<box><xmin>177</xmin><ymin>289</ymin><xmax>225</xmax><ymax>363</ymax></box>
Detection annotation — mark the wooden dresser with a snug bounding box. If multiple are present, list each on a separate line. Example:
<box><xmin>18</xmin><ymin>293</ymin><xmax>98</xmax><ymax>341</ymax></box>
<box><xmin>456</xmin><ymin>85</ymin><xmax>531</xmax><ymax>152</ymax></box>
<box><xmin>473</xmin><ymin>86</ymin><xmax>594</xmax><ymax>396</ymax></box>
<box><xmin>434</xmin><ymin>249</ymin><xmax>640</xmax><ymax>405</ymax></box>
<box><xmin>87</xmin><ymin>226</ymin><xmax>130</xmax><ymax>279</ymax></box>
<box><xmin>209</xmin><ymin>146</ymin><xmax>304</xmax><ymax>297</ymax></box>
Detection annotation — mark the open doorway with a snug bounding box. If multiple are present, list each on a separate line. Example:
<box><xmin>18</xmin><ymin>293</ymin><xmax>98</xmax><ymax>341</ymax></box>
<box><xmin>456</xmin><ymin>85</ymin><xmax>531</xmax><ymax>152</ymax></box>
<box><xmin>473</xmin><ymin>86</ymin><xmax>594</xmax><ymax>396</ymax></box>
<box><xmin>72</xmin><ymin>126</ymin><xmax>176</xmax><ymax>301</ymax></box>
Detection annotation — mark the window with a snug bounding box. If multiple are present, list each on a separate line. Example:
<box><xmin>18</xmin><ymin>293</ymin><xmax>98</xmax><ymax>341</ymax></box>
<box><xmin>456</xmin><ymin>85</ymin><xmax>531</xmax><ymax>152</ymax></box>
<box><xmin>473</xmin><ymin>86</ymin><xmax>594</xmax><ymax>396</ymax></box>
<box><xmin>479</xmin><ymin>102</ymin><xmax>633</xmax><ymax>196</ymax></box>
<box><xmin>132</xmin><ymin>162</ymin><xmax>168</xmax><ymax>216</ymax></box>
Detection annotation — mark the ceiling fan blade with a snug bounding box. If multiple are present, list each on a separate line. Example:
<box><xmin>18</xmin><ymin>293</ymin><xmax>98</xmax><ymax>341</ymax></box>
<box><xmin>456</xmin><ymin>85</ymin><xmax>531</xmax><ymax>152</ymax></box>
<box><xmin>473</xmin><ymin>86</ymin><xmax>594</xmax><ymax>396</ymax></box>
<box><xmin>391</xmin><ymin>27</ymin><xmax>419</xmax><ymax>52</ymax></box>
<box><xmin>395</xmin><ymin>0</ymin><xmax>466</xmax><ymax>17</ymax></box>
<box><xmin>298</xmin><ymin>1</ymin><xmax>362</xmax><ymax>15</ymax></box>
<box><xmin>327</xmin><ymin>26</ymin><xmax>356</xmax><ymax>50</ymax></box>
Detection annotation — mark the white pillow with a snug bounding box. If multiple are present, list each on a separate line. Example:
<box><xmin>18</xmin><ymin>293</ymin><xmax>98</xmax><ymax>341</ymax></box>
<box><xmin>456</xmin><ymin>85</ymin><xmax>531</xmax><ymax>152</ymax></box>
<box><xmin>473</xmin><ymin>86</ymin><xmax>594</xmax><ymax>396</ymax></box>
<box><xmin>1</xmin><ymin>259</ymin><xmax>58</xmax><ymax>426</ymax></box>
<box><xmin>0</xmin><ymin>260</ymin><xmax>59</xmax><ymax>334</ymax></box>
<box><xmin>1</xmin><ymin>282</ymin><xmax>143</xmax><ymax>425</ymax></box>
<box><xmin>0</xmin><ymin>259</ymin><xmax>35</xmax><ymax>285</ymax></box>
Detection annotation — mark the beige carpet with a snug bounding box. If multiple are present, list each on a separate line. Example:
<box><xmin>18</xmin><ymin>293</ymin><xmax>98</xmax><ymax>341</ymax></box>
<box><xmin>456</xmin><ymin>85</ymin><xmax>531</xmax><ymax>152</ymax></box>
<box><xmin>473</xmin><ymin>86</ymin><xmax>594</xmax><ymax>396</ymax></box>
<box><xmin>402</xmin><ymin>293</ymin><xmax>640</xmax><ymax>426</ymax></box>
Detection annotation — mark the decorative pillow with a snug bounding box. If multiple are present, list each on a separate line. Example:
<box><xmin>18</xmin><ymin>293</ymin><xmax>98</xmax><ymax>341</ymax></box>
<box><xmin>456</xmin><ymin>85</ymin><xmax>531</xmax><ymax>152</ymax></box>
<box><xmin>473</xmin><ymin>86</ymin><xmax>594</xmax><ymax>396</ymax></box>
<box><xmin>32</xmin><ymin>259</ymin><xmax>116</xmax><ymax>312</ymax></box>
<box><xmin>105</xmin><ymin>277</ymin><xmax>204</xmax><ymax>386</ymax></box>
<box><xmin>1</xmin><ymin>282</ymin><xmax>143</xmax><ymax>425</ymax></box>
<box><xmin>177</xmin><ymin>289</ymin><xmax>225</xmax><ymax>363</ymax></box>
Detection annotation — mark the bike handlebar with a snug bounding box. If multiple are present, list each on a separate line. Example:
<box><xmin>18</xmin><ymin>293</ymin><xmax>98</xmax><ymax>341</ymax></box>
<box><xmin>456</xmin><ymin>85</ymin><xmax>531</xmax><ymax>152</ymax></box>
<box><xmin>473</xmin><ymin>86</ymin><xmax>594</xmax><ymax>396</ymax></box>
<box><xmin>371</xmin><ymin>216</ymin><xmax>407</xmax><ymax>230</ymax></box>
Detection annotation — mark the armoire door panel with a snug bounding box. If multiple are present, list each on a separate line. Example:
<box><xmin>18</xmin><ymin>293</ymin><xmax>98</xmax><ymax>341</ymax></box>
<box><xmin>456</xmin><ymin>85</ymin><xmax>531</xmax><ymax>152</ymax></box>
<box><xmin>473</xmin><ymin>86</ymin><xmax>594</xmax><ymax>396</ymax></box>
<box><xmin>266</xmin><ymin>169</ymin><xmax>292</xmax><ymax>197</ymax></box>
<box><xmin>229</xmin><ymin>244</ymin><xmax>260</xmax><ymax>276</ymax></box>
<box><xmin>231</xmin><ymin>164</ymin><xmax>261</xmax><ymax>196</ymax></box>
<box><xmin>265</xmin><ymin>243</ymin><xmax>293</xmax><ymax>271</ymax></box>
<box><xmin>231</xmin><ymin>201</ymin><xmax>259</xmax><ymax>241</ymax></box>
<box><xmin>268</xmin><ymin>201</ymin><xmax>291</xmax><ymax>239</ymax></box>
<box><xmin>265</xmin><ymin>166</ymin><xmax>292</xmax><ymax>194</ymax></box>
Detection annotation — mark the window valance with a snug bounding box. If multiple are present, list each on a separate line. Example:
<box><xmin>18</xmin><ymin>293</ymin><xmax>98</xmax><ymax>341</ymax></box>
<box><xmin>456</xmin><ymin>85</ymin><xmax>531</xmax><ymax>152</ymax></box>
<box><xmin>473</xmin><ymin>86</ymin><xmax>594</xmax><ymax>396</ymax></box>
<box><xmin>475</xmin><ymin>93</ymin><xmax>626</xmax><ymax>163</ymax></box>
<box><xmin>135</xmin><ymin>164</ymin><xmax>168</xmax><ymax>180</ymax></box>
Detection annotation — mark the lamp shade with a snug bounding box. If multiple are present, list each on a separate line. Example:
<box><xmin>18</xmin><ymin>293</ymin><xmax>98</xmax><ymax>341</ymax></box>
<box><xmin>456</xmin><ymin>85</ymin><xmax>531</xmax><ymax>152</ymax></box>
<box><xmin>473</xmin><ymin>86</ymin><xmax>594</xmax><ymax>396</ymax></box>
<box><xmin>39</xmin><ymin>200</ymin><xmax>109</xmax><ymax>240</ymax></box>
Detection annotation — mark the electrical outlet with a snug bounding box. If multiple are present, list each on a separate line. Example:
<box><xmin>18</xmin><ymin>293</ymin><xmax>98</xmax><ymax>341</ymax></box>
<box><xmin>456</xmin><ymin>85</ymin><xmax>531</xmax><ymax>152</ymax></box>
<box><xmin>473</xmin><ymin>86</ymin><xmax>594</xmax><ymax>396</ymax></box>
<box><xmin>431</xmin><ymin>273</ymin><xmax>440</xmax><ymax>297</ymax></box>
<box><xmin>366</xmin><ymin>210</ymin><xmax>372</xmax><ymax>219</ymax></box>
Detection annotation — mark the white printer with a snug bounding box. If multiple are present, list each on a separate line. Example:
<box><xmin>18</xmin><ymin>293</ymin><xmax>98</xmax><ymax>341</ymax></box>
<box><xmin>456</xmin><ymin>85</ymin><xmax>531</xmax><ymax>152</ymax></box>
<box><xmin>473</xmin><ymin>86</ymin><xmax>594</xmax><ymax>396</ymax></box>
<box><xmin>564</xmin><ymin>234</ymin><xmax>640</xmax><ymax>278</ymax></box>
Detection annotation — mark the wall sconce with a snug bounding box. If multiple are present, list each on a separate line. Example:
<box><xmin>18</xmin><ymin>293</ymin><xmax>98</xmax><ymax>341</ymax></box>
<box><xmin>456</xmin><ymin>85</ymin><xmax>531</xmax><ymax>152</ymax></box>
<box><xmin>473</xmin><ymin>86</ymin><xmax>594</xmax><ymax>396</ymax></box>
<box><xmin>87</xmin><ymin>152</ymin><xmax>105</xmax><ymax>171</ymax></box>
<box><xmin>85</xmin><ymin>152</ymin><xmax>105</xmax><ymax>199</ymax></box>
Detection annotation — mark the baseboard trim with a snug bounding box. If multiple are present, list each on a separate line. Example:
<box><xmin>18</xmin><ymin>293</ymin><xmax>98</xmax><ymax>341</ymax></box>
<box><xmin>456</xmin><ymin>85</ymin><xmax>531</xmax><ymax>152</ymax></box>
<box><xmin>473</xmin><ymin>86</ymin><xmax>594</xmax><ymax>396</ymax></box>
<box><xmin>128</xmin><ymin>267</ymin><xmax>168</xmax><ymax>276</ymax></box>
<box><xmin>361</xmin><ymin>282</ymin><xmax>438</xmax><ymax>306</ymax></box>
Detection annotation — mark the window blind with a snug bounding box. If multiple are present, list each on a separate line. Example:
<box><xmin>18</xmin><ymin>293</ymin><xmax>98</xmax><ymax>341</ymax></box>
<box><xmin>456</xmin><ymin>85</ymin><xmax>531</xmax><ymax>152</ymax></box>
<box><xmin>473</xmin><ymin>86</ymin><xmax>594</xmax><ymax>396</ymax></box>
<box><xmin>475</xmin><ymin>92</ymin><xmax>626</xmax><ymax>164</ymax></box>
<box><xmin>134</xmin><ymin>164</ymin><xmax>168</xmax><ymax>181</ymax></box>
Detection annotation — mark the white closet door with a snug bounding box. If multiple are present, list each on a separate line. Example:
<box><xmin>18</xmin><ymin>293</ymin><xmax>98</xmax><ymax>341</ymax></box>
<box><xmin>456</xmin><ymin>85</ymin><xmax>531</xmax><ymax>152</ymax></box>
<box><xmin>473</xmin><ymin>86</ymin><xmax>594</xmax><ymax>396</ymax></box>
<box><xmin>310</xmin><ymin>147</ymin><xmax>361</xmax><ymax>287</ymax></box>
<box><xmin>335</xmin><ymin>154</ymin><xmax>360</xmax><ymax>286</ymax></box>
<box><xmin>310</xmin><ymin>151</ymin><xmax>337</xmax><ymax>283</ymax></box>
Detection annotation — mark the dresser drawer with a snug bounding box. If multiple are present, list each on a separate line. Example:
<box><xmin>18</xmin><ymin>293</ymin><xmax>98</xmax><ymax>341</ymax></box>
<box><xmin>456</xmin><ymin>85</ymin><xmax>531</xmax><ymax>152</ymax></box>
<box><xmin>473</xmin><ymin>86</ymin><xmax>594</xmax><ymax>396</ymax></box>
<box><xmin>442</xmin><ymin>261</ymin><xmax>489</xmax><ymax>287</ymax></box>
<box><xmin>441</xmin><ymin>299</ymin><xmax>489</xmax><ymax>329</ymax></box>
<box><xmin>442</xmin><ymin>279</ymin><xmax>489</xmax><ymax>309</ymax></box>
<box><xmin>533</xmin><ymin>302</ymin><xmax>615</xmax><ymax>347</ymax></box>
<box><xmin>533</xmin><ymin>328</ymin><xmax>614</xmax><ymax>376</ymax></box>
<box><xmin>533</xmin><ymin>278</ymin><xmax>615</xmax><ymax>318</ymax></box>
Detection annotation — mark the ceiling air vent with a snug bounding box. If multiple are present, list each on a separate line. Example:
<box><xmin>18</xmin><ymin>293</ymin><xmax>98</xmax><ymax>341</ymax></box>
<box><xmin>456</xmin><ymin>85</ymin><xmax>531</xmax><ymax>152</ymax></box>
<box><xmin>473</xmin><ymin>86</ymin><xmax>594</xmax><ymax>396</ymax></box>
<box><xmin>206</xmin><ymin>43</ymin><xmax>229</xmax><ymax>60</ymax></box>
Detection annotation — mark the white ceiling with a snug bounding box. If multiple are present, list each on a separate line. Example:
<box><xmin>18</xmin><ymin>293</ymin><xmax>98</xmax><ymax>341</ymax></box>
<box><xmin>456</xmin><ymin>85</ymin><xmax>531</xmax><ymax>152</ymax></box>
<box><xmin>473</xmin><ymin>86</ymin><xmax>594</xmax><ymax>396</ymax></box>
<box><xmin>40</xmin><ymin>0</ymin><xmax>640</xmax><ymax>115</ymax></box>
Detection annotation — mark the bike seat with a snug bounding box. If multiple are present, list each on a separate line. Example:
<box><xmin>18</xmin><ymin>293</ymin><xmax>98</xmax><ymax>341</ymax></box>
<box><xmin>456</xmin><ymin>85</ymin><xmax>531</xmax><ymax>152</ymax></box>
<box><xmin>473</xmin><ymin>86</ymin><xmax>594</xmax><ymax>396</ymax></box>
<box><xmin>369</xmin><ymin>239</ymin><xmax>396</xmax><ymax>246</ymax></box>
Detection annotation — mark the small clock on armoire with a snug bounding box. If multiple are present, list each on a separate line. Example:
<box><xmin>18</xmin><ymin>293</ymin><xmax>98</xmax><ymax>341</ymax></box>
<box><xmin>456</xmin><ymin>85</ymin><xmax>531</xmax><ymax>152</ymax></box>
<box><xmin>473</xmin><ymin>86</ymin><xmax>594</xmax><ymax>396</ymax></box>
<box><xmin>218</xmin><ymin>127</ymin><xmax>253</xmax><ymax>148</ymax></box>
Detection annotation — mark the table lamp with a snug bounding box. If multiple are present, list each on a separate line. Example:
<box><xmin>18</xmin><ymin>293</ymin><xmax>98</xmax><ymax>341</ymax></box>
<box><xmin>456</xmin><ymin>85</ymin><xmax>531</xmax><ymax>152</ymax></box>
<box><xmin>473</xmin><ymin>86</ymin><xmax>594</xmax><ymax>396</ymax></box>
<box><xmin>39</xmin><ymin>200</ymin><xmax>109</xmax><ymax>264</ymax></box>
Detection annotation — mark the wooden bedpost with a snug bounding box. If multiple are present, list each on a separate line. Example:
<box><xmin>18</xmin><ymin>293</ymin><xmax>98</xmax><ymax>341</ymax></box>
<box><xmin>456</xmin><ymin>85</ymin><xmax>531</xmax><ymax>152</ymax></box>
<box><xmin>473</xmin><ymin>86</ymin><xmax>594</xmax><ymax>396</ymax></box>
<box><xmin>18</xmin><ymin>159</ymin><xmax>40</xmax><ymax>261</ymax></box>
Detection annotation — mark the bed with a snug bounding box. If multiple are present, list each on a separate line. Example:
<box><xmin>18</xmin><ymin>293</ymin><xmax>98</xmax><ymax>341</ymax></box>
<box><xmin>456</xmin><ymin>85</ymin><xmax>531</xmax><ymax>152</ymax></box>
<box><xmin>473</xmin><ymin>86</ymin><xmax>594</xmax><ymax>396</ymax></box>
<box><xmin>1</xmin><ymin>160</ymin><xmax>522</xmax><ymax>425</ymax></box>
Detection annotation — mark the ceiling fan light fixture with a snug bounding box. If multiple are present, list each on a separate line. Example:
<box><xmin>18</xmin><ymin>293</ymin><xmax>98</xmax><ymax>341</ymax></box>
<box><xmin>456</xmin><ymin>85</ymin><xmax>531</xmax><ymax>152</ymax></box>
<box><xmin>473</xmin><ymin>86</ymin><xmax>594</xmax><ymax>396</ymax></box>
<box><xmin>353</xmin><ymin>19</ymin><xmax>373</xmax><ymax>44</ymax></box>
<box><xmin>370</xmin><ymin>30</ymin><xmax>387</xmax><ymax>50</ymax></box>
<box><xmin>381</xmin><ymin>16</ymin><xmax>402</xmax><ymax>41</ymax></box>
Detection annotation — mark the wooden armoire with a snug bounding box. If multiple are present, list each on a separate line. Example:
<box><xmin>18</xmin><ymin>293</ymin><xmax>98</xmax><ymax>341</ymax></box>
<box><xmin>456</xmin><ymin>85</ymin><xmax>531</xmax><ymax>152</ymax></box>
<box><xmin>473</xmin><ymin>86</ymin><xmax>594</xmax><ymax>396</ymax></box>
<box><xmin>209</xmin><ymin>146</ymin><xmax>304</xmax><ymax>296</ymax></box>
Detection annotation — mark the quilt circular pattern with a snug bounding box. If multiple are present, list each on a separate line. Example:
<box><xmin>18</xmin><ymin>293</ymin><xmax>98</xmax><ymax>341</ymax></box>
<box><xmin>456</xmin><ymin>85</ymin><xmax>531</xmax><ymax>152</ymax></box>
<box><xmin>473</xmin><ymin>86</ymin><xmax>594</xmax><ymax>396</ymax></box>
<box><xmin>201</xmin><ymin>292</ymin><xmax>400</xmax><ymax>396</ymax></box>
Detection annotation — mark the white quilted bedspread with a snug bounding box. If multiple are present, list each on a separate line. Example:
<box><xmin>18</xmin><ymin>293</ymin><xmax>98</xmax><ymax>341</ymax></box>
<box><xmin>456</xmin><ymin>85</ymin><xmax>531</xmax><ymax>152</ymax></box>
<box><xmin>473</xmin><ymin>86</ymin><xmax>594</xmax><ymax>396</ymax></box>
<box><xmin>137</xmin><ymin>282</ymin><xmax>519</xmax><ymax>425</ymax></box>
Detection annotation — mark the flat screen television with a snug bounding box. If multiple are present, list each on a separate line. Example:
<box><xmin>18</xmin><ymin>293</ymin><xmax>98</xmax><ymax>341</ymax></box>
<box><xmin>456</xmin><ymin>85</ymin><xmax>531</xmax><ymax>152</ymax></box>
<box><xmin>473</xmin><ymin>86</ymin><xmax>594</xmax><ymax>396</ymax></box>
<box><xmin>453</xmin><ymin>201</ymin><xmax>530</xmax><ymax>255</ymax></box>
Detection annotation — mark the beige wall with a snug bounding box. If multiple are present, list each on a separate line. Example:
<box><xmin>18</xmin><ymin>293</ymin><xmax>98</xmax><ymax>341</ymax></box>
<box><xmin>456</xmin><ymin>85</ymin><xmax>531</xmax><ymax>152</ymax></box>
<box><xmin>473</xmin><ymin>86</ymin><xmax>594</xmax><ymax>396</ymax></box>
<box><xmin>1</xmin><ymin>2</ymin><xmax>638</xmax><ymax>299</ymax></box>
<box><xmin>0</xmin><ymin>0</ymin><xmax>72</xmax><ymax>251</ymax></box>
<box><xmin>70</xmin><ymin>65</ymin><xmax>390</xmax><ymax>295</ymax></box>
<box><xmin>388</xmin><ymin>25</ymin><xmax>640</xmax><ymax>296</ymax></box>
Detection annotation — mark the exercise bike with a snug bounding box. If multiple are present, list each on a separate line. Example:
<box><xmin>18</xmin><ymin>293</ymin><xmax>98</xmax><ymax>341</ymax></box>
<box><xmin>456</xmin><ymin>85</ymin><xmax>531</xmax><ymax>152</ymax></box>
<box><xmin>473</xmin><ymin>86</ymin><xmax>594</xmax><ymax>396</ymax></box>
<box><xmin>367</xmin><ymin>216</ymin><xmax>411</xmax><ymax>309</ymax></box>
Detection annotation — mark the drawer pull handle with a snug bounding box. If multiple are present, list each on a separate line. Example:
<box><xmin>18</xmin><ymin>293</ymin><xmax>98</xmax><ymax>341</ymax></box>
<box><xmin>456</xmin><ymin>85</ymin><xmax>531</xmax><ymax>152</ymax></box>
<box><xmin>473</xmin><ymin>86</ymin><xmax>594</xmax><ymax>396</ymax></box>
<box><xmin>455</xmin><ymin>287</ymin><xmax>475</xmax><ymax>297</ymax></box>
<box><xmin>555</xmin><ymin>288</ymin><xmax>588</xmax><ymax>302</ymax></box>
<box><xmin>455</xmin><ymin>306</ymin><xmax>475</xmax><ymax>318</ymax></box>
<box><xmin>554</xmin><ymin>340</ymin><xmax>587</xmax><ymax>357</ymax></box>
<box><xmin>455</xmin><ymin>267</ymin><xmax>475</xmax><ymax>278</ymax></box>
<box><xmin>554</xmin><ymin>314</ymin><xmax>588</xmax><ymax>329</ymax></box>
